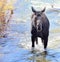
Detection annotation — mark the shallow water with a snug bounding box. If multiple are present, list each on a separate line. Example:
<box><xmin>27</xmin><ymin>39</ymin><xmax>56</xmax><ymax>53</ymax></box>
<box><xmin>0</xmin><ymin>0</ymin><xmax>60</xmax><ymax>62</ymax></box>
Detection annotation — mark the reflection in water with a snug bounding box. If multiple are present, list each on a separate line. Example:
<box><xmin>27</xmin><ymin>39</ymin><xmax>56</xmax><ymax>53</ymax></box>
<box><xmin>32</xmin><ymin>54</ymin><xmax>36</xmax><ymax>62</ymax></box>
<box><xmin>30</xmin><ymin>52</ymin><xmax>50</xmax><ymax>62</ymax></box>
<box><xmin>36</xmin><ymin>56</ymin><xmax>49</xmax><ymax>62</ymax></box>
<box><xmin>30</xmin><ymin>50</ymin><xmax>59</xmax><ymax>62</ymax></box>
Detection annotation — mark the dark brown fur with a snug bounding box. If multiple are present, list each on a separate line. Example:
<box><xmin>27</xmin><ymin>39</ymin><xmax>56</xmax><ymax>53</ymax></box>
<box><xmin>31</xmin><ymin>7</ymin><xmax>50</xmax><ymax>50</ymax></box>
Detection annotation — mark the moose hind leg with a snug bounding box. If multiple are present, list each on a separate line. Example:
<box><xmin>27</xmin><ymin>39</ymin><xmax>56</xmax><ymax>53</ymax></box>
<box><xmin>35</xmin><ymin>37</ymin><xmax>38</xmax><ymax>44</ymax></box>
<box><xmin>41</xmin><ymin>38</ymin><xmax>44</xmax><ymax>44</ymax></box>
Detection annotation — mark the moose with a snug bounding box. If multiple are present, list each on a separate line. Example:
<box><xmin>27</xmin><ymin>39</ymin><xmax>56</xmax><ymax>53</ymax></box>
<box><xmin>31</xmin><ymin>7</ymin><xmax>50</xmax><ymax>52</ymax></box>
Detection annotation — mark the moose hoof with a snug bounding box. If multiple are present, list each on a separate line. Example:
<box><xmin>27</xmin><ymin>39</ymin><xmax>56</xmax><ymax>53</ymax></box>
<box><xmin>44</xmin><ymin>49</ymin><xmax>47</xmax><ymax>55</ymax></box>
<box><xmin>31</xmin><ymin>47</ymin><xmax>35</xmax><ymax>53</ymax></box>
<box><xmin>44</xmin><ymin>51</ymin><xmax>47</xmax><ymax>55</ymax></box>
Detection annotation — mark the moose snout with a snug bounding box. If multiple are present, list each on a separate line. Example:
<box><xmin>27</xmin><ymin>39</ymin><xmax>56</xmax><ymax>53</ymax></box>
<box><xmin>37</xmin><ymin>24</ymin><xmax>42</xmax><ymax>32</ymax></box>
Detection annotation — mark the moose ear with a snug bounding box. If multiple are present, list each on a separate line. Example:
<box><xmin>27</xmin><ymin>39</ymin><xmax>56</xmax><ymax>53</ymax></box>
<box><xmin>41</xmin><ymin>7</ymin><xmax>46</xmax><ymax>13</ymax></box>
<box><xmin>31</xmin><ymin>7</ymin><xmax>36</xmax><ymax>13</ymax></box>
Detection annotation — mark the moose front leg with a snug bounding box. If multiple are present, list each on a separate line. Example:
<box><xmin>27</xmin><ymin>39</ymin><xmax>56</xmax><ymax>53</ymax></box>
<box><xmin>31</xmin><ymin>35</ymin><xmax>35</xmax><ymax>51</ymax></box>
<box><xmin>43</xmin><ymin>37</ymin><xmax>48</xmax><ymax>53</ymax></box>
